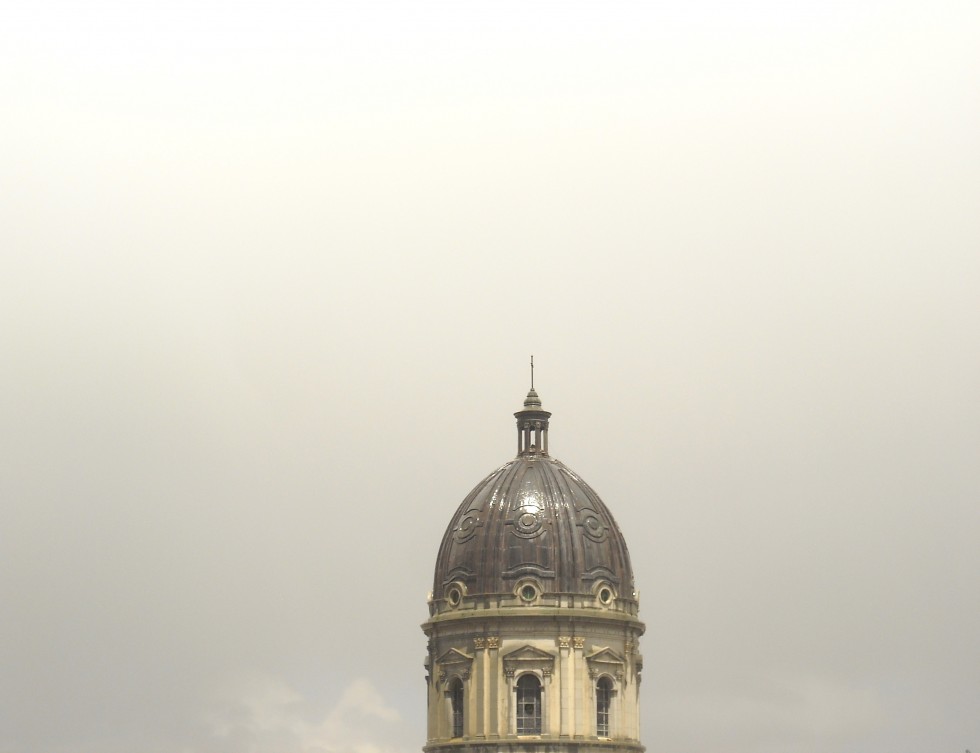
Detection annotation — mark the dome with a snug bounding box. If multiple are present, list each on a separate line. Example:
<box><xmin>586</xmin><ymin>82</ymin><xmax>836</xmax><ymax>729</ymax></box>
<box><xmin>431</xmin><ymin>388</ymin><xmax>636</xmax><ymax>611</ymax></box>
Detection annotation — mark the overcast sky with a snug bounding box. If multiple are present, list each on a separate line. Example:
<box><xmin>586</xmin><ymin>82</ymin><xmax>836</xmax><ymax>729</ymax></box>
<box><xmin>2</xmin><ymin>2</ymin><xmax>979</xmax><ymax>752</ymax></box>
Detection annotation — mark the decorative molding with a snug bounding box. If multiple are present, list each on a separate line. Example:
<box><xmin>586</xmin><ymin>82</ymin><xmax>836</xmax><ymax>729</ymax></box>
<box><xmin>441</xmin><ymin>566</ymin><xmax>475</xmax><ymax>586</ymax></box>
<box><xmin>435</xmin><ymin>647</ymin><xmax>474</xmax><ymax>688</ymax></box>
<box><xmin>585</xmin><ymin>647</ymin><xmax>626</xmax><ymax>684</ymax></box>
<box><xmin>454</xmin><ymin>514</ymin><xmax>484</xmax><ymax>544</ymax></box>
<box><xmin>502</xmin><ymin>644</ymin><xmax>556</xmax><ymax>679</ymax></box>
<box><xmin>506</xmin><ymin>509</ymin><xmax>546</xmax><ymax>539</ymax></box>
<box><xmin>436</xmin><ymin>647</ymin><xmax>474</xmax><ymax>663</ymax></box>
<box><xmin>500</xmin><ymin>563</ymin><xmax>556</xmax><ymax>580</ymax></box>
<box><xmin>580</xmin><ymin>565</ymin><xmax>620</xmax><ymax>584</ymax></box>
<box><xmin>576</xmin><ymin>509</ymin><xmax>608</xmax><ymax>543</ymax></box>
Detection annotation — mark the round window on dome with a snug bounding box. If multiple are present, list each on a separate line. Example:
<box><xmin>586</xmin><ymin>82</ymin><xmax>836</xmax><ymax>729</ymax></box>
<box><xmin>520</xmin><ymin>584</ymin><xmax>538</xmax><ymax>602</ymax></box>
<box><xmin>598</xmin><ymin>586</ymin><xmax>614</xmax><ymax>605</ymax></box>
<box><xmin>447</xmin><ymin>586</ymin><xmax>462</xmax><ymax>607</ymax></box>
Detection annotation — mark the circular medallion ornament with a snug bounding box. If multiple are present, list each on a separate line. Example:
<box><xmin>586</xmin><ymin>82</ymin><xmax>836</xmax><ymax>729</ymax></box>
<box><xmin>510</xmin><ymin>509</ymin><xmax>544</xmax><ymax>538</ymax></box>
<box><xmin>454</xmin><ymin>514</ymin><xmax>481</xmax><ymax>543</ymax></box>
<box><xmin>580</xmin><ymin>513</ymin><xmax>607</xmax><ymax>542</ymax></box>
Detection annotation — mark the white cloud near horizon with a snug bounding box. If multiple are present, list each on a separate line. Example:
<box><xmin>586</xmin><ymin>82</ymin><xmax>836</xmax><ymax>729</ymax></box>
<box><xmin>206</xmin><ymin>677</ymin><xmax>410</xmax><ymax>753</ymax></box>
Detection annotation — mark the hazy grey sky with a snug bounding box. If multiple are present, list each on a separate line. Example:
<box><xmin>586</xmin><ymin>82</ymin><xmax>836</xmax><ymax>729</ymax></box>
<box><xmin>2</xmin><ymin>2</ymin><xmax>979</xmax><ymax>752</ymax></box>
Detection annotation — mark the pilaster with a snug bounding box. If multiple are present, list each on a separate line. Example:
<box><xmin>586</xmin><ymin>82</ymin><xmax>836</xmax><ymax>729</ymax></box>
<box><xmin>474</xmin><ymin>637</ymin><xmax>486</xmax><ymax>739</ymax></box>
<box><xmin>487</xmin><ymin>636</ymin><xmax>500</xmax><ymax>738</ymax></box>
<box><xmin>573</xmin><ymin>637</ymin><xmax>586</xmax><ymax>737</ymax></box>
<box><xmin>558</xmin><ymin>636</ymin><xmax>572</xmax><ymax>738</ymax></box>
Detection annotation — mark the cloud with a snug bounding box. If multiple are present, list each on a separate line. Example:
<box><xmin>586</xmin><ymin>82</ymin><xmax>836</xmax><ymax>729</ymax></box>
<box><xmin>205</xmin><ymin>676</ymin><xmax>410</xmax><ymax>753</ymax></box>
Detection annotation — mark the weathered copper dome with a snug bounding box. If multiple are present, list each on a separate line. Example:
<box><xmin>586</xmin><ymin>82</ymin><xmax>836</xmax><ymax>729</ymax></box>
<box><xmin>431</xmin><ymin>388</ymin><xmax>636</xmax><ymax>611</ymax></box>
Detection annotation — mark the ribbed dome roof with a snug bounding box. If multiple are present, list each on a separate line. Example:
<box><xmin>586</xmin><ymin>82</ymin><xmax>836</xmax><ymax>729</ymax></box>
<box><xmin>432</xmin><ymin>389</ymin><xmax>635</xmax><ymax>607</ymax></box>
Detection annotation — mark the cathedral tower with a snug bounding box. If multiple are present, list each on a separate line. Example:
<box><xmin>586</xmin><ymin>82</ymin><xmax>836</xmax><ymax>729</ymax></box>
<box><xmin>423</xmin><ymin>385</ymin><xmax>645</xmax><ymax>752</ymax></box>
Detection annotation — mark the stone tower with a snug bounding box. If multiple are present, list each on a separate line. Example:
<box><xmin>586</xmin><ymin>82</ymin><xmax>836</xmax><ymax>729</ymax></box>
<box><xmin>422</xmin><ymin>386</ymin><xmax>645</xmax><ymax>753</ymax></box>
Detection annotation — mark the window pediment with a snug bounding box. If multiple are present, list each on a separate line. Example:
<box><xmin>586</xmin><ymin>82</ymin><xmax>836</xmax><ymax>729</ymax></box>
<box><xmin>502</xmin><ymin>644</ymin><xmax>556</xmax><ymax>677</ymax></box>
<box><xmin>436</xmin><ymin>648</ymin><xmax>473</xmax><ymax>685</ymax></box>
<box><xmin>586</xmin><ymin>647</ymin><xmax>626</xmax><ymax>680</ymax></box>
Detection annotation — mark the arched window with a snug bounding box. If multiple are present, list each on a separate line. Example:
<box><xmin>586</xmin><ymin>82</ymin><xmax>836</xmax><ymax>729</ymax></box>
<box><xmin>596</xmin><ymin>676</ymin><xmax>612</xmax><ymax>737</ymax></box>
<box><xmin>449</xmin><ymin>678</ymin><xmax>464</xmax><ymax>738</ymax></box>
<box><xmin>516</xmin><ymin>674</ymin><xmax>542</xmax><ymax>735</ymax></box>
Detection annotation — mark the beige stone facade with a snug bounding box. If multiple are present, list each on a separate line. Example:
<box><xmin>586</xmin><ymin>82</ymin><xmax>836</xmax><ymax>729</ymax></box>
<box><xmin>423</xmin><ymin>606</ymin><xmax>644</xmax><ymax>751</ymax></box>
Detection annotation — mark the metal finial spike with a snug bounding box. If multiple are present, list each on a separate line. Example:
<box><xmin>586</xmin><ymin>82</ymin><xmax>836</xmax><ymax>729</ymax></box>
<box><xmin>530</xmin><ymin>355</ymin><xmax>534</xmax><ymax>389</ymax></box>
